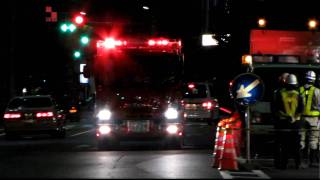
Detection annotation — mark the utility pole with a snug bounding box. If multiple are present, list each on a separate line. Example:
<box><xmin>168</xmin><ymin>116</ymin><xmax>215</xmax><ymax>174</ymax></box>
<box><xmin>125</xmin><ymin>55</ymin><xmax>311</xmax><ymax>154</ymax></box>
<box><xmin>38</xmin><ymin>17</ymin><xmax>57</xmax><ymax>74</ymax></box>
<box><xmin>9</xmin><ymin>0</ymin><xmax>16</xmax><ymax>98</ymax></box>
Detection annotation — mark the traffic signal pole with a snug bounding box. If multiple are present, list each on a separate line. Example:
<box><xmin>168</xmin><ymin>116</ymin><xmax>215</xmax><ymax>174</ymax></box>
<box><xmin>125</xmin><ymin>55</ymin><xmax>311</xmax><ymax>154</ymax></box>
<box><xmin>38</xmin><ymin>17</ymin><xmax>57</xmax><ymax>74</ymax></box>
<box><xmin>245</xmin><ymin>106</ymin><xmax>251</xmax><ymax>164</ymax></box>
<box><xmin>9</xmin><ymin>0</ymin><xmax>17</xmax><ymax>98</ymax></box>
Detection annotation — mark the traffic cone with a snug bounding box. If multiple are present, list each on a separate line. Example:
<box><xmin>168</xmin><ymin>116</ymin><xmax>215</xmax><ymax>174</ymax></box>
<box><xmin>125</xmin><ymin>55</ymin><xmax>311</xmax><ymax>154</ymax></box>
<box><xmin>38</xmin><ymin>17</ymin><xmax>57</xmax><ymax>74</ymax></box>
<box><xmin>227</xmin><ymin>112</ymin><xmax>242</xmax><ymax>157</ymax></box>
<box><xmin>212</xmin><ymin>121</ymin><xmax>226</xmax><ymax>168</ymax></box>
<box><xmin>218</xmin><ymin>125</ymin><xmax>239</xmax><ymax>171</ymax></box>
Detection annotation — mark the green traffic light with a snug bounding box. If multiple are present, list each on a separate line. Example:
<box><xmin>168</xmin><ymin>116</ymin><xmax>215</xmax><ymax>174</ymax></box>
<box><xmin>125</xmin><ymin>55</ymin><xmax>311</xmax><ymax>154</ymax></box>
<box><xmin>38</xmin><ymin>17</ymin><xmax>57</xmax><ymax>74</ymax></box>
<box><xmin>60</xmin><ymin>23</ymin><xmax>76</xmax><ymax>33</ymax></box>
<box><xmin>60</xmin><ymin>24</ymin><xmax>68</xmax><ymax>32</ymax></box>
<box><xmin>69</xmin><ymin>24</ymin><xmax>76</xmax><ymax>32</ymax></box>
<box><xmin>74</xmin><ymin>51</ymin><xmax>81</xmax><ymax>59</ymax></box>
<box><xmin>80</xmin><ymin>36</ymin><xmax>90</xmax><ymax>45</ymax></box>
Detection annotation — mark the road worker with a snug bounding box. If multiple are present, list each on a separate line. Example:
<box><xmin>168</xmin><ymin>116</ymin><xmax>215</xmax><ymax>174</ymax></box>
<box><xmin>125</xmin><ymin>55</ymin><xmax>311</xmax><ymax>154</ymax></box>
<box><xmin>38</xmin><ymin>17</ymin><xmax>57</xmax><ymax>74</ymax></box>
<box><xmin>272</xmin><ymin>74</ymin><xmax>304</xmax><ymax>169</ymax></box>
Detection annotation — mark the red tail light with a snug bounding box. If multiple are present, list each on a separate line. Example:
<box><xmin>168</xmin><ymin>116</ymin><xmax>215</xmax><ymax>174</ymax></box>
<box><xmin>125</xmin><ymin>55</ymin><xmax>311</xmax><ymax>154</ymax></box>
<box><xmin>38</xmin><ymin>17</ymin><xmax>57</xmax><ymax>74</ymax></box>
<box><xmin>188</xmin><ymin>83</ymin><xmax>195</xmax><ymax>89</ymax></box>
<box><xmin>202</xmin><ymin>101</ymin><xmax>213</xmax><ymax>110</ymax></box>
<box><xmin>36</xmin><ymin>112</ymin><xmax>54</xmax><ymax>118</ymax></box>
<box><xmin>4</xmin><ymin>113</ymin><xmax>21</xmax><ymax>119</ymax></box>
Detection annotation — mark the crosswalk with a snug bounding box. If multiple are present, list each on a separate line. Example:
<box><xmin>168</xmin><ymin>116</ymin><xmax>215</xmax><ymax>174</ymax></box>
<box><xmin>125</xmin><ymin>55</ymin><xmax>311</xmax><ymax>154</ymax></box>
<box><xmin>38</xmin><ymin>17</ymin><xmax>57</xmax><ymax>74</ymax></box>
<box><xmin>219</xmin><ymin>170</ymin><xmax>270</xmax><ymax>179</ymax></box>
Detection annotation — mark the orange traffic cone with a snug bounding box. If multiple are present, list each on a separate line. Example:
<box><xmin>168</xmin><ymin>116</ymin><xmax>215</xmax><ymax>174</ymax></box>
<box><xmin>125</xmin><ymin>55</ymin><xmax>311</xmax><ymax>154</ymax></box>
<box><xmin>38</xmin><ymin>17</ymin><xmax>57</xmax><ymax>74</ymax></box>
<box><xmin>212</xmin><ymin>121</ymin><xmax>226</xmax><ymax>168</ymax></box>
<box><xmin>227</xmin><ymin>112</ymin><xmax>242</xmax><ymax>157</ymax></box>
<box><xmin>218</xmin><ymin>125</ymin><xmax>239</xmax><ymax>171</ymax></box>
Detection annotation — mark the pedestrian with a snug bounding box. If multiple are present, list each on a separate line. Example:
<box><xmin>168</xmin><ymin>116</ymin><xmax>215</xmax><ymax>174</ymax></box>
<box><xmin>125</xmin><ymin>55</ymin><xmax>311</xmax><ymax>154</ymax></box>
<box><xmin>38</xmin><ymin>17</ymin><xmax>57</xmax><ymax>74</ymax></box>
<box><xmin>272</xmin><ymin>73</ymin><xmax>304</xmax><ymax>169</ymax></box>
<box><xmin>299</xmin><ymin>70</ymin><xmax>320</xmax><ymax>167</ymax></box>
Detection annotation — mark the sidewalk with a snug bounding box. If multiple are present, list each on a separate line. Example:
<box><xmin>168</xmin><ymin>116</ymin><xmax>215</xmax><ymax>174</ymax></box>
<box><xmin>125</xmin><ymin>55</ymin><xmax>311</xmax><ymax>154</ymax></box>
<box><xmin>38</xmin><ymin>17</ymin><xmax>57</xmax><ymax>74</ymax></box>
<box><xmin>238</xmin><ymin>157</ymin><xmax>320</xmax><ymax>179</ymax></box>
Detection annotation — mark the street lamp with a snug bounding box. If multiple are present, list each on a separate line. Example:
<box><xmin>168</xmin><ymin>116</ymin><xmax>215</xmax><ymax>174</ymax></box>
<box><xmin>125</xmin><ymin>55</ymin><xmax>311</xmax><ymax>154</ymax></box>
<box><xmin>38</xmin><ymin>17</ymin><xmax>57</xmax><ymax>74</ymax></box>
<box><xmin>308</xmin><ymin>19</ymin><xmax>318</xmax><ymax>30</ymax></box>
<box><xmin>257</xmin><ymin>18</ymin><xmax>266</xmax><ymax>28</ymax></box>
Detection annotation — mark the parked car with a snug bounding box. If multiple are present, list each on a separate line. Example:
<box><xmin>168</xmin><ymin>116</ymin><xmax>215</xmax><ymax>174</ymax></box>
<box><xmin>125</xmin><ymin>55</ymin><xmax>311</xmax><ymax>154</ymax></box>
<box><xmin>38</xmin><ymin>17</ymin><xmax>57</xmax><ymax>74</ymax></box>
<box><xmin>3</xmin><ymin>95</ymin><xmax>66</xmax><ymax>139</ymax></box>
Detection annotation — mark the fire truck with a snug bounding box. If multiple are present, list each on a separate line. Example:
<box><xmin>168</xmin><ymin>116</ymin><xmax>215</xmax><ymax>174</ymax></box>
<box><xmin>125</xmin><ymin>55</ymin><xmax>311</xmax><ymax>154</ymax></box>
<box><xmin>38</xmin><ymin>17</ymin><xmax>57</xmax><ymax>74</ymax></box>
<box><xmin>241</xmin><ymin>29</ymin><xmax>320</xmax><ymax>157</ymax></box>
<box><xmin>86</xmin><ymin>35</ymin><xmax>185</xmax><ymax>149</ymax></box>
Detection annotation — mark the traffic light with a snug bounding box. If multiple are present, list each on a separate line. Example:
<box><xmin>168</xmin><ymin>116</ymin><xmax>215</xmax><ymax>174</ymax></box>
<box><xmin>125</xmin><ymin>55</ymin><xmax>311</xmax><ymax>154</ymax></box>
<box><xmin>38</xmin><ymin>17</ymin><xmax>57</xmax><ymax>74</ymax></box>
<box><xmin>60</xmin><ymin>22</ymin><xmax>76</xmax><ymax>33</ymax></box>
<box><xmin>73</xmin><ymin>14</ymin><xmax>86</xmax><ymax>26</ymax></box>
<box><xmin>73</xmin><ymin>50</ymin><xmax>81</xmax><ymax>59</ymax></box>
<box><xmin>80</xmin><ymin>35</ymin><xmax>90</xmax><ymax>45</ymax></box>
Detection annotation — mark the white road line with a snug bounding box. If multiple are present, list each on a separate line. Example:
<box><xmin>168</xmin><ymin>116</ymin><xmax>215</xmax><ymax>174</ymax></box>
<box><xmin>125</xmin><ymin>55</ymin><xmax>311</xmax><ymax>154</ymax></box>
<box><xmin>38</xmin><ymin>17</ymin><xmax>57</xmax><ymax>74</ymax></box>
<box><xmin>0</xmin><ymin>133</ymin><xmax>5</xmax><ymax>137</ymax></box>
<box><xmin>219</xmin><ymin>171</ymin><xmax>233</xmax><ymax>179</ymax></box>
<box><xmin>69</xmin><ymin>129</ymin><xmax>94</xmax><ymax>137</ymax></box>
<box><xmin>65</xmin><ymin>125</ymin><xmax>76</xmax><ymax>130</ymax></box>
<box><xmin>219</xmin><ymin>170</ymin><xmax>270</xmax><ymax>179</ymax></box>
<box><xmin>252</xmin><ymin>170</ymin><xmax>271</xmax><ymax>179</ymax></box>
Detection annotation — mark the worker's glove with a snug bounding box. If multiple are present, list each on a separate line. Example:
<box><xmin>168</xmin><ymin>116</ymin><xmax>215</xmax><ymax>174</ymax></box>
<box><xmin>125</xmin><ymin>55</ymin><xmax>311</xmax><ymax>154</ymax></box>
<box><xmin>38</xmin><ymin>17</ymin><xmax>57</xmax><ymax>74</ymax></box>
<box><xmin>300</xmin><ymin>142</ymin><xmax>305</xmax><ymax>150</ymax></box>
<box><xmin>289</xmin><ymin>116</ymin><xmax>295</xmax><ymax>123</ymax></box>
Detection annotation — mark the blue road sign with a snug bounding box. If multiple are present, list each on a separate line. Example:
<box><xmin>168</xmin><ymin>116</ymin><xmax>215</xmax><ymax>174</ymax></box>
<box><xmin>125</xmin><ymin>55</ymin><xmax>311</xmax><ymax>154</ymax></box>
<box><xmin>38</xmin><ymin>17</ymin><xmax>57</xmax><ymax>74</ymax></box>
<box><xmin>230</xmin><ymin>73</ymin><xmax>264</xmax><ymax>106</ymax></box>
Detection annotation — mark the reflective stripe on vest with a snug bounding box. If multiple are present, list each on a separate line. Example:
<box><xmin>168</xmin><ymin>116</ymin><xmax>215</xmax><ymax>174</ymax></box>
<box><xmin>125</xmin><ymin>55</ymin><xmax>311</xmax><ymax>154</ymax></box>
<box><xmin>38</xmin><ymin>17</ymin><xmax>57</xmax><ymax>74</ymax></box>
<box><xmin>299</xmin><ymin>86</ymin><xmax>320</xmax><ymax>116</ymax></box>
<box><xmin>280</xmin><ymin>89</ymin><xmax>299</xmax><ymax>117</ymax></box>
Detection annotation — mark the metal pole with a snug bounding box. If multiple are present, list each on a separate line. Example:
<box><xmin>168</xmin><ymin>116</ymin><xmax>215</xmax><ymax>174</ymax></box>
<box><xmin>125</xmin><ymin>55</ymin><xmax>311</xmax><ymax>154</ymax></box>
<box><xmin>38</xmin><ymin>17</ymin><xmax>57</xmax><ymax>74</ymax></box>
<box><xmin>245</xmin><ymin>106</ymin><xmax>251</xmax><ymax>163</ymax></box>
<box><xmin>9</xmin><ymin>0</ymin><xmax>17</xmax><ymax>98</ymax></box>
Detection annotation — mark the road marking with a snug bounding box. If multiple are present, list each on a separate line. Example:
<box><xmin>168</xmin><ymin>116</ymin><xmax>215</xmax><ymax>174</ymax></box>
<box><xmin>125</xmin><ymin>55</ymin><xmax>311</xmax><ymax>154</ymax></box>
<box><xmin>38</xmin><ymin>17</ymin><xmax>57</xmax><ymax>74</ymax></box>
<box><xmin>65</xmin><ymin>124</ymin><xmax>76</xmax><ymax>130</ymax></box>
<box><xmin>69</xmin><ymin>129</ymin><xmax>94</xmax><ymax>137</ymax></box>
<box><xmin>219</xmin><ymin>170</ymin><xmax>270</xmax><ymax>179</ymax></box>
<box><xmin>0</xmin><ymin>133</ymin><xmax>5</xmax><ymax>137</ymax></box>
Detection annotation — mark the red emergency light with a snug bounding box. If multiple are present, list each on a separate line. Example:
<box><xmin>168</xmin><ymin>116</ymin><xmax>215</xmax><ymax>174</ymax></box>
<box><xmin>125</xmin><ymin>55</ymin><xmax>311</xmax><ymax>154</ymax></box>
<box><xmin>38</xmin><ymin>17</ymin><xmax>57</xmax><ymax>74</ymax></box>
<box><xmin>148</xmin><ymin>38</ymin><xmax>169</xmax><ymax>46</ymax></box>
<box><xmin>96</xmin><ymin>36</ymin><xmax>182</xmax><ymax>55</ymax></box>
<box><xmin>96</xmin><ymin>37</ymin><xmax>127</xmax><ymax>49</ymax></box>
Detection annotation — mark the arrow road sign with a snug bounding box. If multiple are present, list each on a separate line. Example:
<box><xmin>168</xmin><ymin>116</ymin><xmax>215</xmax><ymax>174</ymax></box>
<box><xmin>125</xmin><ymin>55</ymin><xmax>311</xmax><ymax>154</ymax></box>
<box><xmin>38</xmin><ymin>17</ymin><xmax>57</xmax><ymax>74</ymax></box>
<box><xmin>236</xmin><ymin>79</ymin><xmax>260</xmax><ymax>98</ymax></box>
<box><xmin>230</xmin><ymin>73</ymin><xmax>264</xmax><ymax>106</ymax></box>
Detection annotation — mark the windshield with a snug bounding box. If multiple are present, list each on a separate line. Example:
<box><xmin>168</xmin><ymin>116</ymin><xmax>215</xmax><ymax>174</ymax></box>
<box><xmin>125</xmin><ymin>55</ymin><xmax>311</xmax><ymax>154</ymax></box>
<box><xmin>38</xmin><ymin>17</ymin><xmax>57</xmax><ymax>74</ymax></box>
<box><xmin>182</xmin><ymin>84</ymin><xmax>208</xmax><ymax>98</ymax></box>
<box><xmin>8</xmin><ymin>97</ymin><xmax>53</xmax><ymax>109</ymax></box>
<box><xmin>94</xmin><ymin>53</ymin><xmax>182</xmax><ymax>88</ymax></box>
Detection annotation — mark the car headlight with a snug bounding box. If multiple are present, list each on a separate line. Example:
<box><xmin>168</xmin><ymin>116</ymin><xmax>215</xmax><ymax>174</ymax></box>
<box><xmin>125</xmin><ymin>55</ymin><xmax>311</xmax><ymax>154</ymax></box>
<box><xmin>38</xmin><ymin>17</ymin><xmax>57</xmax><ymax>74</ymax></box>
<box><xmin>98</xmin><ymin>125</ymin><xmax>111</xmax><ymax>135</ymax></box>
<box><xmin>166</xmin><ymin>124</ymin><xmax>179</xmax><ymax>134</ymax></box>
<box><xmin>164</xmin><ymin>107</ymin><xmax>178</xmax><ymax>119</ymax></box>
<box><xmin>97</xmin><ymin>109</ymin><xmax>112</xmax><ymax>121</ymax></box>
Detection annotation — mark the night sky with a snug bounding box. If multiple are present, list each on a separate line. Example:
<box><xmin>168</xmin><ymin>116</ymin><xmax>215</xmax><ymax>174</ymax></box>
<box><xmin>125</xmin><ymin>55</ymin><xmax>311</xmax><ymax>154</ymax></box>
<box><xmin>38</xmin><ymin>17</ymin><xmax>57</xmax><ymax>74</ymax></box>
<box><xmin>1</xmin><ymin>0</ymin><xmax>320</xmax><ymax>106</ymax></box>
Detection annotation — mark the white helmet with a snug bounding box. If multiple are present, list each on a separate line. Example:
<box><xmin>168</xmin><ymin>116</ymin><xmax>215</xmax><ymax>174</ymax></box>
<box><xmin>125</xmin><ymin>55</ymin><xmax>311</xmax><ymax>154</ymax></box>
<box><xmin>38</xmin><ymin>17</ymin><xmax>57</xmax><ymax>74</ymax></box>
<box><xmin>286</xmin><ymin>74</ymin><xmax>298</xmax><ymax>86</ymax></box>
<box><xmin>306</xmin><ymin>70</ymin><xmax>316</xmax><ymax>82</ymax></box>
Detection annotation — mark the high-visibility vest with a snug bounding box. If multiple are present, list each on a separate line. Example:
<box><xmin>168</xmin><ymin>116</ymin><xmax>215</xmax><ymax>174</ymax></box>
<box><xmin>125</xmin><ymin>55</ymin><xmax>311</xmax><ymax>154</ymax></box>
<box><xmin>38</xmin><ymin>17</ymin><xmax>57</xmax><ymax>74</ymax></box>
<box><xmin>299</xmin><ymin>86</ymin><xmax>320</xmax><ymax>116</ymax></box>
<box><xmin>280</xmin><ymin>89</ymin><xmax>299</xmax><ymax>117</ymax></box>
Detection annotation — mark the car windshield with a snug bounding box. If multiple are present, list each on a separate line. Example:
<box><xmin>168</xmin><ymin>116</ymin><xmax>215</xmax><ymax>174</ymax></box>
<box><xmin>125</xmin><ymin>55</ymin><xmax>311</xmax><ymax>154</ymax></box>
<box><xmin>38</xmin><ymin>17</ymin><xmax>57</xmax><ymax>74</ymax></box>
<box><xmin>7</xmin><ymin>97</ymin><xmax>53</xmax><ymax>109</ymax></box>
<box><xmin>182</xmin><ymin>84</ymin><xmax>207</xmax><ymax>98</ymax></box>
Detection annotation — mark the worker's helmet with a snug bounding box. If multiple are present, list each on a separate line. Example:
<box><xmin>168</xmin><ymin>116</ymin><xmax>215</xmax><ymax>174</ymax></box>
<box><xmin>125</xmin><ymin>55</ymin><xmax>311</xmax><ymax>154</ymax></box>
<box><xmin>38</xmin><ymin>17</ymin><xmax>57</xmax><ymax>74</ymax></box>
<box><xmin>278</xmin><ymin>72</ymin><xmax>289</xmax><ymax>85</ymax></box>
<box><xmin>286</xmin><ymin>74</ymin><xmax>298</xmax><ymax>87</ymax></box>
<box><xmin>305</xmin><ymin>70</ymin><xmax>316</xmax><ymax>83</ymax></box>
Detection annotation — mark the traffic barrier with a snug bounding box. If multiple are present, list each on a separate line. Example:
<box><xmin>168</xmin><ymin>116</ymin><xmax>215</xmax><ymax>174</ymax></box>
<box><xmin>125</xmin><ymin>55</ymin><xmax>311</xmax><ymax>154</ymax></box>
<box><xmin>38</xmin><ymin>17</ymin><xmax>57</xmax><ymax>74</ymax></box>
<box><xmin>212</xmin><ymin>120</ymin><xmax>227</xmax><ymax>168</ymax></box>
<box><xmin>218</xmin><ymin>124</ymin><xmax>239</xmax><ymax>171</ymax></box>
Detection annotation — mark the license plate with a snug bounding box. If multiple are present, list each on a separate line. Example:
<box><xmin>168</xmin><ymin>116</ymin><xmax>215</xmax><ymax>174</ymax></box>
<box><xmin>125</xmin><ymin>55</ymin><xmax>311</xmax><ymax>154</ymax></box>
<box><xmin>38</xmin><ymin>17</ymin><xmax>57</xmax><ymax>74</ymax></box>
<box><xmin>127</xmin><ymin>121</ymin><xmax>150</xmax><ymax>133</ymax></box>
<box><xmin>24</xmin><ymin>119</ymin><xmax>35</xmax><ymax>123</ymax></box>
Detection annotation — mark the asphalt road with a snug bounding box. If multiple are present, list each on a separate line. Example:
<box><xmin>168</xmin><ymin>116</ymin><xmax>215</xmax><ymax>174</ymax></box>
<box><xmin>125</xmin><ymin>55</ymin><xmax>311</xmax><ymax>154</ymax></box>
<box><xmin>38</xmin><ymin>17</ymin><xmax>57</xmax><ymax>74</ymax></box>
<box><xmin>0</xmin><ymin>109</ymin><xmax>318</xmax><ymax>179</ymax></box>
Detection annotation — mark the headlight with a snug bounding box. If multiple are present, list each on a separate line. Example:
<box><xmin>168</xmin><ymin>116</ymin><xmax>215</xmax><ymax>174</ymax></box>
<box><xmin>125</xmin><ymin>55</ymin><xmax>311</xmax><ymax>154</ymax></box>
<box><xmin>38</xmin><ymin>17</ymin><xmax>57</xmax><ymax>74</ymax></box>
<box><xmin>166</xmin><ymin>124</ymin><xmax>179</xmax><ymax>134</ymax></box>
<box><xmin>164</xmin><ymin>108</ymin><xmax>178</xmax><ymax>119</ymax></box>
<box><xmin>98</xmin><ymin>125</ymin><xmax>111</xmax><ymax>134</ymax></box>
<box><xmin>97</xmin><ymin>109</ymin><xmax>112</xmax><ymax>121</ymax></box>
